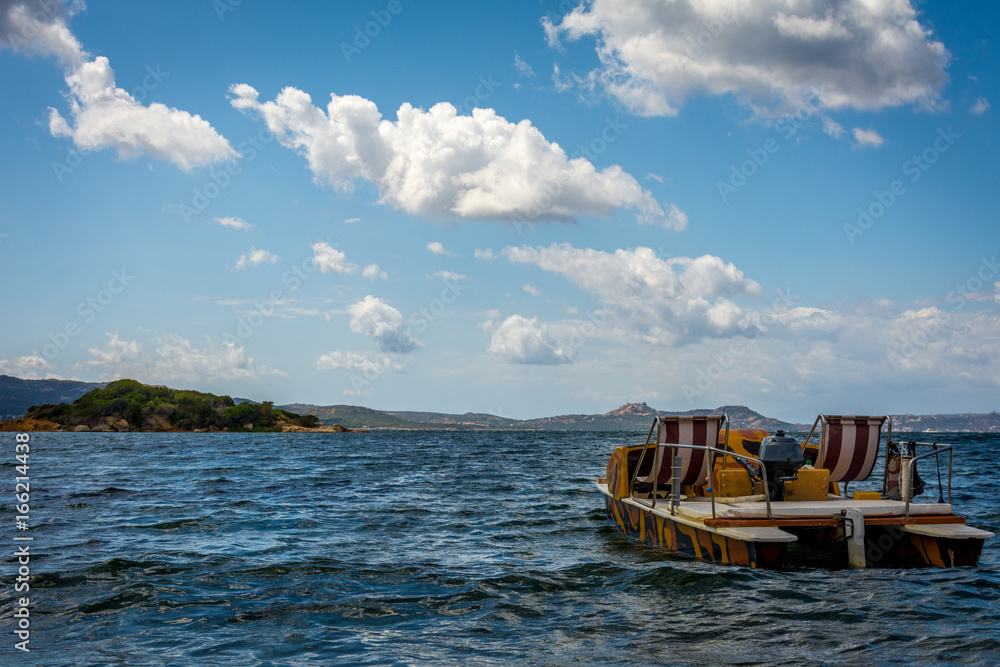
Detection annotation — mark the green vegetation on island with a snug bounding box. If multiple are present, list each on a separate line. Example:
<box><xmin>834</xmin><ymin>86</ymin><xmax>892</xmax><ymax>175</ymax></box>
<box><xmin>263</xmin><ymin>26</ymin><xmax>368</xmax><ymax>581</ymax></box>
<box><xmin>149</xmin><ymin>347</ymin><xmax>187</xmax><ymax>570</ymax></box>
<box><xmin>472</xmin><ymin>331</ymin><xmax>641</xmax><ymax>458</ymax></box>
<box><xmin>14</xmin><ymin>379</ymin><xmax>322</xmax><ymax>432</ymax></box>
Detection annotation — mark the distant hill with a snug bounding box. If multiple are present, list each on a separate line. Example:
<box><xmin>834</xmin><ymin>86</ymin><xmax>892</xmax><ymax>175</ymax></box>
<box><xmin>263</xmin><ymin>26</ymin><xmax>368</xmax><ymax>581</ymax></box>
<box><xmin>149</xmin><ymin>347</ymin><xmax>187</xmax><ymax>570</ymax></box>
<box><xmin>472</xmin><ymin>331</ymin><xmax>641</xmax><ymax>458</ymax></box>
<box><xmin>280</xmin><ymin>400</ymin><xmax>804</xmax><ymax>431</ymax></box>
<box><xmin>0</xmin><ymin>375</ymin><xmax>105</xmax><ymax>419</ymax></box>
<box><xmin>512</xmin><ymin>402</ymin><xmax>804</xmax><ymax>432</ymax></box>
<box><xmin>890</xmin><ymin>412</ymin><xmax>999</xmax><ymax>433</ymax></box>
<box><xmin>388</xmin><ymin>410</ymin><xmax>521</xmax><ymax>429</ymax></box>
<box><xmin>2</xmin><ymin>376</ymin><xmax>996</xmax><ymax>432</ymax></box>
<box><xmin>2</xmin><ymin>379</ymin><xmax>327</xmax><ymax>433</ymax></box>
<box><xmin>281</xmin><ymin>404</ymin><xmax>428</xmax><ymax>429</ymax></box>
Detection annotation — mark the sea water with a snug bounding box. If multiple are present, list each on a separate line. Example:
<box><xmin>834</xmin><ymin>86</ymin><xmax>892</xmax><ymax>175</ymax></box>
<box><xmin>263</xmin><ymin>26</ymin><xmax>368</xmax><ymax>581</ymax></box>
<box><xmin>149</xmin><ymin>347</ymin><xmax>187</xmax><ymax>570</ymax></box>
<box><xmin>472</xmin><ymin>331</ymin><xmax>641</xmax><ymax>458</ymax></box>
<box><xmin>1</xmin><ymin>430</ymin><xmax>998</xmax><ymax>665</ymax></box>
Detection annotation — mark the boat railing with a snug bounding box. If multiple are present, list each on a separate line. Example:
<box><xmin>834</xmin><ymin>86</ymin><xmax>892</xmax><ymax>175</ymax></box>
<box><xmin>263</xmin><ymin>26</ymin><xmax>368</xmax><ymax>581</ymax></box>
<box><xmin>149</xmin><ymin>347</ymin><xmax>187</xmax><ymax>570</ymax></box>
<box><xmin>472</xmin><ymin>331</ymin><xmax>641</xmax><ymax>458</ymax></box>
<box><xmin>889</xmin><ymin>441</ymin><xmax>953</xmax><ymax>516</ymax></box>
<box><xmin>630</xmin><ymin>442</ymin><xmax>774</xmax><ymax>520</ymax></box>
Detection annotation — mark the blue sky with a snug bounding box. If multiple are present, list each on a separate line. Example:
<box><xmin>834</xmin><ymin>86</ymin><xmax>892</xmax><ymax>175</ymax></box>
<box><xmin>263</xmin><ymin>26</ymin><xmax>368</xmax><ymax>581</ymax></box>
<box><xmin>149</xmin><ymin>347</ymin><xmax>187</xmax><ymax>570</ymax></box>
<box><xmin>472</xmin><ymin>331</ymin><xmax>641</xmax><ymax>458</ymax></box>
<box><xmin>1</xmin><ymin>0</ymin><xmax>998</xmax><ymax>422</ymax></box>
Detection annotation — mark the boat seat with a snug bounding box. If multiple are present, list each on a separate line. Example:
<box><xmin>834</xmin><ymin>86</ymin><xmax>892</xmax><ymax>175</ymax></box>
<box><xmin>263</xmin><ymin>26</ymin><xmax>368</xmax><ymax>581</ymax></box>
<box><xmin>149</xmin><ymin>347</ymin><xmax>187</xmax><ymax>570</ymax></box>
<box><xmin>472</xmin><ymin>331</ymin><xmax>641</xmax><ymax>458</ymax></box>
<box><xmin>635</xmin><ymin>415</ymin><xmax>725</xmax><ymax>491</ymax></box>
<box><xmin>807</xmin><ymin>414</ymin><xmax>887</xmax><ymax>496</ymax></box>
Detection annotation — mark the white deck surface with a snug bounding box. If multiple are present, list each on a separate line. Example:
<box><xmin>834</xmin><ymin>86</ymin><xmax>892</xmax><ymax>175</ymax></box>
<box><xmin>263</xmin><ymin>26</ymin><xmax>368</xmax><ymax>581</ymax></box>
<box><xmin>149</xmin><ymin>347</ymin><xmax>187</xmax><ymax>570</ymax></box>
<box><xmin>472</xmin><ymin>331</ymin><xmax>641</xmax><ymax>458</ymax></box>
<box><xmin>903</xmin><ymin>524</ymin><xmax>995</xmax><ymax>539</ymax></box>
<box><xmin>675</xmin><ymin>497</ymin><xmax>953</xmax><ymax>521</ymax></box>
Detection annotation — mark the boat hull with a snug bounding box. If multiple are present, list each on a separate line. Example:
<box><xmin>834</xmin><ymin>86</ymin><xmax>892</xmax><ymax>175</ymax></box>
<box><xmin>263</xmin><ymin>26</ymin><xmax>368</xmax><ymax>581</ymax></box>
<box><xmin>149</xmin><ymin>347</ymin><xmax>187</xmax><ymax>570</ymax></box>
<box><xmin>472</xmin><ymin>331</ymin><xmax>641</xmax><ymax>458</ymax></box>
<box><xmin>604</xmin><ymin>496</ymin><xmax>787</xmax><ymax>569</ymax></box>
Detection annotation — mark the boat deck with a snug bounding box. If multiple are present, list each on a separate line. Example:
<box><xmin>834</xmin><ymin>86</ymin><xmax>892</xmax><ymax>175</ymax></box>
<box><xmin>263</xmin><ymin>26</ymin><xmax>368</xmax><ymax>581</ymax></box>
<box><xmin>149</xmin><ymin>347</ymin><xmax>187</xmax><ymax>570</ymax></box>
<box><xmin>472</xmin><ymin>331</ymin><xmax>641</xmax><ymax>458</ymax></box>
<box><xmin>595</xmin><ymin>481</ymin><xmax>994</xmax><ymax>541</ymax></box>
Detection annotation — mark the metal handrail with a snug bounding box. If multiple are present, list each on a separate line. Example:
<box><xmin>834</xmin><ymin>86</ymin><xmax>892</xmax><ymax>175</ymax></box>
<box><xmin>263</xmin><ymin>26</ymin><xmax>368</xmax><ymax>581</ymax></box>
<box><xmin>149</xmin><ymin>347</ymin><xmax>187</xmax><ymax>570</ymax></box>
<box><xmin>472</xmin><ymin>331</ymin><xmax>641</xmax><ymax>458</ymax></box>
<box><xmin>627</xmin><ymin>420</ymin><xmax>660</xmax><ymax>499</ymax></box>
<box><xmin>895</xmin><ymin>441</ymin><xmax>953</xmax><ymax>516</ymax></box>
<box><xmin>628</xmin><ymin>414</ymin><xmax>728</xmax><ymax>504</ymax></box>
<box><xmin>631</xmin><ymin>442</ymin><xmax>773</xmax><ymax>520</ymax></box>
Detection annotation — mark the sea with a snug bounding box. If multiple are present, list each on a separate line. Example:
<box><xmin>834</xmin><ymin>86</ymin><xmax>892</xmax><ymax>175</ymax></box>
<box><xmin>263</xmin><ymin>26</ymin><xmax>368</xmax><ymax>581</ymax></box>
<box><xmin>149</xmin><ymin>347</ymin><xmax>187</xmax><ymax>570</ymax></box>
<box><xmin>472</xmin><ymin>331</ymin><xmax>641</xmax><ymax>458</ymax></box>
<box><xmin>1</xmin><ymin>430</ymin><xmax>998</xmax><ymax>666</ymax></box>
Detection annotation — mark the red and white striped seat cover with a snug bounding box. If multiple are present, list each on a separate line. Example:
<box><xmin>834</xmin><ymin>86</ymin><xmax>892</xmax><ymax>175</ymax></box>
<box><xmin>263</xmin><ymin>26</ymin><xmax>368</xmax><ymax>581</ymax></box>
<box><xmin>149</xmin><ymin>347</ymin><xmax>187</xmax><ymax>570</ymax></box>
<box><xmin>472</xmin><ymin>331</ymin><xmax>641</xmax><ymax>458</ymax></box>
<box><xmin>642</xmin><ymin>416</ymin><xmax>722</xmax><ymax>488</ymax></box>
<box><xmin>819</xmin><ymin>415</ymin><xmax>886</xmax><ymax>484</ymax></box>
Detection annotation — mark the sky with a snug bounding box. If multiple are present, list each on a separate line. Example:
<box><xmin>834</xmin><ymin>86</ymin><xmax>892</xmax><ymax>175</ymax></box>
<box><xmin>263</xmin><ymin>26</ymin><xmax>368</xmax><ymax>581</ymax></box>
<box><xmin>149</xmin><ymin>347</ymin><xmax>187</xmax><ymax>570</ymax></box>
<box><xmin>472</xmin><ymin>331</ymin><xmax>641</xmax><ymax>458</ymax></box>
<box><xmin>1</xmin><ymin>0</ymin><xmax>998</xmax><ymax>423</ymax></box>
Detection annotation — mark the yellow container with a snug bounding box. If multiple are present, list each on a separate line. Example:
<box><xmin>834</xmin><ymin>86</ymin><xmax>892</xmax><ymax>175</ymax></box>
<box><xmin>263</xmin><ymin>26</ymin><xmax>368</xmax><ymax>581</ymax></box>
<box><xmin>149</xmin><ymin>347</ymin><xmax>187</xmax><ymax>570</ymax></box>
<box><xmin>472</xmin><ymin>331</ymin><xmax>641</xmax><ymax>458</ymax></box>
<box><xmin>715</xmin><ymin>468</ymin><xmax>755</xmax><ymax>498</ymax></box>
<box><xmin>852</xmin><ymin>491</ymin><xmax>882</xmax><ymax>501</ymax></box>
<box><xmin>784</xmin><ymin>467</ymin><xmax>830</xmax><ymax>501</ymax></box>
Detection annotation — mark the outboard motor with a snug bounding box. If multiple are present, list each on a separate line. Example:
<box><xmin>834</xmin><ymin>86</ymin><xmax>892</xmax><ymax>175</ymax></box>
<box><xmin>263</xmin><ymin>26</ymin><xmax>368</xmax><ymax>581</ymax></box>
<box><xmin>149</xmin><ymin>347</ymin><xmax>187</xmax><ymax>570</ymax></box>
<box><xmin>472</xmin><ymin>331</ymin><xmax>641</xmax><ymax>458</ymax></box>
<box><xmin>757</xmin><ymin>430</ymin><xmax>805</xmax><ymax>501</ymax></box>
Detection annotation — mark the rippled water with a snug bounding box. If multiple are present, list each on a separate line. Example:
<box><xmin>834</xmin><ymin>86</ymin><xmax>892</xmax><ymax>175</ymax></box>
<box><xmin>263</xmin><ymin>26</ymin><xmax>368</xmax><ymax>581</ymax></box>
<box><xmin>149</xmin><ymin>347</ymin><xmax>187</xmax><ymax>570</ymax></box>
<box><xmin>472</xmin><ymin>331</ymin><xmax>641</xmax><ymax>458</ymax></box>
<box><xmin>2</xmin><ymin>430</ymin><xmax>998</xmax><ymax>665</ymax></box>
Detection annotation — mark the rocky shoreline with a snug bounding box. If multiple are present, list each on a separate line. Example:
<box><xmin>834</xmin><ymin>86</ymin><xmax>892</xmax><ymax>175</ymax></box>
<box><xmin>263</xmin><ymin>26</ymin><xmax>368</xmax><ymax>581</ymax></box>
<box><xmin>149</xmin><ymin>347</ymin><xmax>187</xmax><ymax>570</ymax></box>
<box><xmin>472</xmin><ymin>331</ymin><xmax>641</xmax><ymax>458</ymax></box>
<box><xmin>0</xmin><ymin>415</ymin><xmax>367</xmax><ymax>434</ymax></box>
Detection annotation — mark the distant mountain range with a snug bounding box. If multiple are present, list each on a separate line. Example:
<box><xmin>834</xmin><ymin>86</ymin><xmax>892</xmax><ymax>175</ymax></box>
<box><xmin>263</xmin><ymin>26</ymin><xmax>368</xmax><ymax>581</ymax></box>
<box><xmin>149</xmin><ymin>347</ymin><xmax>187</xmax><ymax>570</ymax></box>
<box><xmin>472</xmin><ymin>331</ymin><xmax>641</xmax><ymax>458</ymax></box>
<box><xmin>2</xmin><ymin>376</ymin><xmax>997</xmax><ymax>432</ymax></box>
<box><xmin>0</xmin><ymin>375</ymin><xmax>105</xmax><ymax>420</ymax></box>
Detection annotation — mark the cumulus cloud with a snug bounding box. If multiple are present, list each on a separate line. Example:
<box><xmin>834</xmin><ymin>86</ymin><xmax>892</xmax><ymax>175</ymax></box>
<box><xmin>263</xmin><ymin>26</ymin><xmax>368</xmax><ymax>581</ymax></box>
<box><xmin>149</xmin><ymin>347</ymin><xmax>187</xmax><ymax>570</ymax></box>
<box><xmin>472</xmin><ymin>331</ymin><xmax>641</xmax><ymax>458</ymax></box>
<box><xmin>234</xmin><ymin>247</ymin><xmax>278</xmax><ymax>270</ymax></box>
<box><xmin>362</xmin><ymin>263</ymin><xmax>387</xmax><ymax>280</ymax></box>
<box><xmin>85</xmin><ymin>333</ymin><xmax>282</xmax><ymax>383</ymax></box>
<box><xmin>315</xmin><ymin>350</ymin><xmax>402</xmax><ymax>374</ymax></box>
<box><xmin>662</xmin><ymin>203</ymin><xmax>688</xmax><ymax>231</ymax></box>
<box><xmin>474</xmin><ymin>249</ymin><xmax>495</xmax><ymax>261</ymax></box>
<box><xmin>0</xmin><ymin>0</ymin><xmax>84</xmax><ymax>63</ymax></box>
<box><xmin>347</xmin><ymin>295</ymin><xmax>421</xmax><ymax>353</ymax></box>
<box><xmin>426</xmin><ymin>241</ymin><xmax>453</xmax><ymax>256</ymax></box>
<box><xmin>523</xmin><ymin>284</ymin><xmax>540</xmax><ymax>296</ymax></box>
<box><xmin>46</xmin><ymin>56</ymin><xmax>238</xmax><ymax>170</ymax></box>
<box><xmin>488</xmin><ymin>314</ymin><xmax>573</xmax><ymax>365</ymax></box>
<box><xmin>312</xmin><ymin>242</ymin><xmax>355</xmax><ymax>274</ymax></box>
<box><xmin>229</xmin><ymin>83</ymin><xmax>674</xmax><ymax>225</ymax></box>
<box><xmin>1</xmin><ymin>1</ymin><xmax>236</xmax><ymax>170</ymax></box>
<box><xmin>971</xmin><ymin>97</ymin><xmax>990</xmax><ymax>115</ymax></box>
<box><xmin>545</xmin><ymin>0</ymin><xmax>950</xmax><ymax>117</ymax></box>
<box><xmin>504</xmin><ymin>243</ymin><xmax>762</xmax><ymax>344</ymax></box>
<box><xmin>852</xmin><ymin>127</ymin><xmax>885</xmax><ymax>149</ymax></box>
<box><xmin>0</xmin><ymin>353</ymin><xmax>54</xmax><ymax>379</ymax></box>
<box><xmin>216</xmin><ymin>216</ymin><xmax>252</xmax><ymax>231</ymax></box>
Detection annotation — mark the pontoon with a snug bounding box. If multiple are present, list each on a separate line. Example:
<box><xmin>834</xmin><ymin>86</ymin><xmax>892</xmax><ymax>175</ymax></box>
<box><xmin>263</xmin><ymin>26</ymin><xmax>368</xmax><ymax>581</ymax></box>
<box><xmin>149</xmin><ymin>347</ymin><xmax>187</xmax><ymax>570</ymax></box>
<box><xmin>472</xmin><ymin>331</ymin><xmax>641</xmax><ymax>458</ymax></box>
<box><xmin>596</xmin><ymin>414</ymin><xmax>993</xmax><ymax>569</ymax></box>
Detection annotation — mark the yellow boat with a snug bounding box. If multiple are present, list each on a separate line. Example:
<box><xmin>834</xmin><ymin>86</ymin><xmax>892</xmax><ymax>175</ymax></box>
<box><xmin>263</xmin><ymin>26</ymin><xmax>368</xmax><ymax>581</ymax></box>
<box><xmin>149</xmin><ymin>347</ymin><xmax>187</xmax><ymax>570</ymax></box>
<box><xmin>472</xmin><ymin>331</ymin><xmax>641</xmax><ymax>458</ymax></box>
<box><xmin>596</xmin><ymin>414</ymin><xmax>993</xmax><ymax>569</ymax></box>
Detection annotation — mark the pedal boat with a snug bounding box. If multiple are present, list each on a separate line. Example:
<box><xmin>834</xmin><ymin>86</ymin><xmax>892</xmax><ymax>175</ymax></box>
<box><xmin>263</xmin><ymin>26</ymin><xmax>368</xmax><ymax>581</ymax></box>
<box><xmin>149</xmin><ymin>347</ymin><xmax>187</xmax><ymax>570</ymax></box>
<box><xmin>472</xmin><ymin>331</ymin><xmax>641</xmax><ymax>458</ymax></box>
<box><xmin>596</xmin><ymin>414</ymin><xmax>993</xmax><ymax>569</ymax></box>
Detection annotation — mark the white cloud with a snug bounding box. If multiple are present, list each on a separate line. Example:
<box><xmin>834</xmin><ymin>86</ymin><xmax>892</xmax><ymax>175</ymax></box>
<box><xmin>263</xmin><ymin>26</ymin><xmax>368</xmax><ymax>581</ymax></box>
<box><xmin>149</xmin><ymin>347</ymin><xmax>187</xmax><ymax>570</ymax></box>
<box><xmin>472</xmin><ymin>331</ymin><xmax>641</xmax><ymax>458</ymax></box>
<box><xmin>661</xmin><ymin>203</ymin><xmax>688</xmax><ymax>231</ymax></box>
<box><xmin>545</xmin><ymin>0</ymin><xmax>950</xmax><ymax>117</ymax></box>
<box><xmin>315</xmin><ymin>351</ymin><xmax>402</xmax><ymax>374</ymax></box>
<box><xmin>312</xmin><ymin>242</ymin><xmax>355</xmax><ymax>274</ymax></box>
<box><xmin>1</xmin><ymin>0</ymin><xmax>85</xmax><ymax>65</ymax></box>
<box><xmin>488</xmin><ymin>314</ymin><xmax>573</xmax><ymax>365</ymax></box>
<box><xmin>853</xmin><ymin>127</ymin><xmax>885</xmax><ymax>149</ymax></box>
<box><xmin>822</xmin><ymin>116</ymin><xmax>846</xmax><ymax>138</ymax></box>
<box><xmin>0</xmin><ymin>353</ymin><xmax>54</xmax><ymax>379</ymax></box>
<box><xmin>427</xmin><ymin>241</ymin><xmax>453</xmax><ymax>256</ymax></box>
<box><xmin>971</xmin><ymin>97</ymin><xmax>990</xmax><ymax>115</ymax></box>
<box><xmin>1</xmin><ymin>1</ymin><xmax>236</xmax><ymax>171</ymax></box>
<box><xmin>229</xmin><ymin>84</ymin><xmax>674</xmax><ymax>225</ymax></box>
<box><xmin>216</xmin><ymin>216</ymin><xmax>253</xmax><ymax>231</ymax></box>
<box><xmin>347</xmin><ymin>295</ymin><xmax>421</xmax><ymax>353</ymax></box>
<box><xmin>773</xmin><ymin>10</ymin><xmax>851</xmax><ymax>42</ymax></box>
<box><xmin>433</xmin><ymin>270</ymin><xmax>466</xmax><ymax>281</ymax></box>
<box><xmin>85</xmin><ymin>333</ymin><xmax>281</xmax><ymax>383</ymax></box>
<box><xmin>362</xmin><ymin>263</ymin><xmax>387</xmax><ymax>280</ymax></box>
<box><xmin>234</xmin><ymin>247</ymin><xmax>278</xmax><ymax>270</ymax></box>
<box><xmin>513</xmin><ymin>51</ymin><xmax>534</xmax><ymax>78</ymax></box>
<box><xmin>344</xmin><ymin>217</ymin><xmax>361</xmax><ymax>224</ymax></box>
<box><xmin>503</xmin><ymin>243</ymin><xmax>762</xmax><ymax>344</ymax></box>
<box><xmin>523</xmin><ymin>284</ymin><xmax>540</xmax><ymax>296</ymax></box>
<box><xmin>474</xmin><ymin>248</ymin><xmax>495</xmax><ymax>261</ymax></box>
<box><xmin>46</xmin><ymin>56</ymin><xmax>238</xmax><ymax>171</ymax></box>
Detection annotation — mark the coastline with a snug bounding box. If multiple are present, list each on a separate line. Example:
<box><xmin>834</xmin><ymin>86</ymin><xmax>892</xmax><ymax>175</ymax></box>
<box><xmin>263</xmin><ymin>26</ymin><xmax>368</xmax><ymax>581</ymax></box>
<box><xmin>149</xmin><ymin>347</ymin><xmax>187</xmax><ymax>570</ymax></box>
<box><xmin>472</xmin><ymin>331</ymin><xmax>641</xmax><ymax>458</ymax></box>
<box><xmin>0</xmin><ymin>417</ymin><xmax>367</xmax><ymax>434</ymax></box>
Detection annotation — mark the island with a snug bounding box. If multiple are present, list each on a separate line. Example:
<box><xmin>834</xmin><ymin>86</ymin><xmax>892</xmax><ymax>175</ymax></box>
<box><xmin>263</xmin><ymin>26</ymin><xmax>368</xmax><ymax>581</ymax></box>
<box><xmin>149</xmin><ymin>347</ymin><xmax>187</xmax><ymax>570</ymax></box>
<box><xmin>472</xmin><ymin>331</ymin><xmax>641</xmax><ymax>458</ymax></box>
<box><xmin>0</xmin><ymin>379</ymin><xmax>365</xmax><ymax>433</ymax></box>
